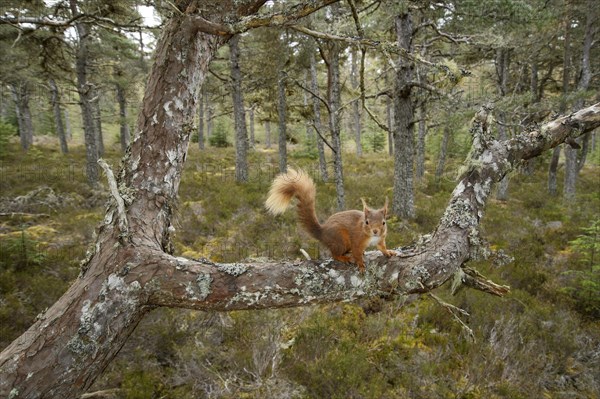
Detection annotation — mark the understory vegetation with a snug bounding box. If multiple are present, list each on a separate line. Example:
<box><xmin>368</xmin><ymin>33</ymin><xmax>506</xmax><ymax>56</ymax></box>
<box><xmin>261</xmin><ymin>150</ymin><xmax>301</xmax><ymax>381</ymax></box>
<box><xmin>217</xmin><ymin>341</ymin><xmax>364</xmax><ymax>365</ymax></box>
<box><xmin>1</xmin><ymin>129</ymin><xmax>599</xmax><ymax>398</ymax></box>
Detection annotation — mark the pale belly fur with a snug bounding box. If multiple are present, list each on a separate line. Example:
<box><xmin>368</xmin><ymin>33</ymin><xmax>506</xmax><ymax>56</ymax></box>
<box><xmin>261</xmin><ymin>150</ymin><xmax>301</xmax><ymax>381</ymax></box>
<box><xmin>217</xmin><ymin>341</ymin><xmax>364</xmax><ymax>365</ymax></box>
<box><xmin>368</xmin><ymin>236</ymin><xmax>381</xmax><ymax>247</ymax></box>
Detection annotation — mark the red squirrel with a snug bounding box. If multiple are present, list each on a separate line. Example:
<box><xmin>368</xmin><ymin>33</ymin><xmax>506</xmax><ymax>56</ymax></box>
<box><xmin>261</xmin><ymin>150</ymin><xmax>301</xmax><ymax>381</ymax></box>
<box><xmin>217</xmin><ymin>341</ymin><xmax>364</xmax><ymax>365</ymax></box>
<box><xmin>265</xmin><ymin>169</ymin><xmax>396</xmax><ymax>272</ymax></box>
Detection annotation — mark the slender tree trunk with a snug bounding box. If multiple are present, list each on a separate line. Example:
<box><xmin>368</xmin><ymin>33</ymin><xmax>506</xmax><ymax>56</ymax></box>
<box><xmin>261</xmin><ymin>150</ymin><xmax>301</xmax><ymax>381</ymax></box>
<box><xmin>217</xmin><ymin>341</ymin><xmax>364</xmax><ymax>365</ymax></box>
<box><xmin>64</xmin><ymin>109</ymin><xmax>72</xmax><ymax>141</ymax></box>
<box><xmin>495</xmin><ymin>48</ymin><xmax>511</xmax><ymax>201</ymax></box>
<box><xmin>327</xmin><ymin>40</ymin><xmax>345</xmax><ymax>210</ymax></box>
<box><xmin>303</xmin><ymin>70</ymin><xmax>314</xmax><ymax>145</ymax></box>
<box><xmin>49</xmin><ymin>78</ymin><xmax>69</xmax><ymax>154</ymax></box>
<box><xmin>549</xmin><ymin>4</ymin><xmax>572</xmax><ymax>195</ymax></box>
<box><xmin>93</xmin><ymin>88</ymin><xmax>104</xmax><ymax>157</ymax></box>
<box><xmin>116</xmin><ymin>83</ymin><xmax>130</xmax><ymax>152</ymax></box>
<box><xmin>310</xmin><ymin>50</ymin><xmax>328</xmax><ymax>182</ymax></box>
<box><xmin>386</xmin><ymin>71</ymin><xmax>394</xmax><ymax>156</ymax></box>
<box><xmin>351</xmin><ymin>47</ymin><xmax>362</xmax><ymax>157</ymax></box>
<box><xmin>265</xmin><ymin>120</ymin><xmax>271</xmax><ymax>149</ymax></box>
<box><xmin>229</xmin><ymin>34</ymin><xmax>249</xmax><ymax>182</ymax></box>
<box><xmin>392</xmin><ymin>12</ymin><xmax>415</xmax><ymax>219</ymax></box>
<box><xmin>249</xmin><ymin>106</ymin><xmax>255</xmax><ymax>149</ymax></box>
<box><xmin>564</xmin><ymin>0</ymin><xmax>595</xmax><ymax>199</ymax></box>
<box><xmin>9</xmin><ymin>82</ymin><xmax>34</xmax><ymax>151</ymax></box>
<box><xmin>435</xmin><ymin>124</ymin><xmax>450</xmax><ymax>181</ymax></box>
<box><xmin>277</xmin><ymin>70</ymin><xmax>288</xmax><ymax>173</ymax></box>
<box><xmin>548</xmin><ymin>146</ymin><xmax>561</xmax><ymax>196</ymax></box>
<box><xmin>207</xmin><ymin>102</ymin><xmax>213</xmax><ymax>139</ymax></box>
<box><xmin>197</xmin><ymin>85</ymin><xmax>205</xmax><ymax>150</ymax></box>
<box><xmin>71</xmin><ymin>0</ymin><xmax>99</xmax><ymax>186</ymax></box>
<box><xmin>416</xmin><ymin>102</ymin><xmax>426</xmax><ymax>181</ymax></box>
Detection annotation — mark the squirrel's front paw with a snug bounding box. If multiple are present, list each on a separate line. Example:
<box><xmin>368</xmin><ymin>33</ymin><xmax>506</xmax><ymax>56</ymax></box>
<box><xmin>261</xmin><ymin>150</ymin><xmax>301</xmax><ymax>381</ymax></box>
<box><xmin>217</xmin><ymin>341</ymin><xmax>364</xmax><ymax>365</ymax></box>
<box><xmin>382</xmin><ymin>250</ymin><xmax>397</xmax><ymax>257</ymax></box>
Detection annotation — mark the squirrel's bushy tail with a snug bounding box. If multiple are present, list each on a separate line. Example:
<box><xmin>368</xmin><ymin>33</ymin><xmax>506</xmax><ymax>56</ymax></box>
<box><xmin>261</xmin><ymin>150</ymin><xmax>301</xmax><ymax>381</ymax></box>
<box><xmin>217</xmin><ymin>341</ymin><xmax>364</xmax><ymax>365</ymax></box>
<box><xmin>265</xmin><ymin>169</ymin><xmax>322</xmax><ymax>240</ymax></box>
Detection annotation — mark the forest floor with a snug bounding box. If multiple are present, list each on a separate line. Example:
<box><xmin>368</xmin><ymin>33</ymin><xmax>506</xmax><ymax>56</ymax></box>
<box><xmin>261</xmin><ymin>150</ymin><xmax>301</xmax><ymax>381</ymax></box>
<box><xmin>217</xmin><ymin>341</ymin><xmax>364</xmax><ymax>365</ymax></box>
<box><xmin>1</xmin><ymin>139</ymin><xmax>599</xmax><ymax>399</ymax></box>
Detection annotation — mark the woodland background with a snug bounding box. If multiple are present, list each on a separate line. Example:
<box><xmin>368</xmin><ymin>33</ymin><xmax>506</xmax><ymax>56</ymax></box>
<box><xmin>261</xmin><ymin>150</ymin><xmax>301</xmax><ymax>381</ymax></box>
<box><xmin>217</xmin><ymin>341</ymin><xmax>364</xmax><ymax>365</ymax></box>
<box><xmin>0</xmin><ymin>0</ymin><xmax>599</xmax><ymax>398</ymax></box>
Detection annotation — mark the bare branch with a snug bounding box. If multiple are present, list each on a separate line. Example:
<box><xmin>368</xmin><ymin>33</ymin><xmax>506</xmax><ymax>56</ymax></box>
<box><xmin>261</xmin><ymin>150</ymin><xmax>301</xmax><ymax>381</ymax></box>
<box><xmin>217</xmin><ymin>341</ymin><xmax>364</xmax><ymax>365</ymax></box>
<box><xmin>363</xmin><ymin>103</ymin><xmax>390</xmax><ymax>133</ymax></box>
<box><xmin>190</xmin><ymin>0</ymin><xmax>340</xmax><ymax>35</ymax></box>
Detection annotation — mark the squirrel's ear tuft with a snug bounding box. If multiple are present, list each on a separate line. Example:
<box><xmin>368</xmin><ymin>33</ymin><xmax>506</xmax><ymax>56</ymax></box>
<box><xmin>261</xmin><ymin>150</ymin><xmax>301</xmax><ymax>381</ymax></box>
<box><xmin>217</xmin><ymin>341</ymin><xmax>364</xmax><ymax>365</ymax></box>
<box><xmin>361</xmin><ymin>198</ymin><xmax>370</xmax><ymax>215</ymax></box>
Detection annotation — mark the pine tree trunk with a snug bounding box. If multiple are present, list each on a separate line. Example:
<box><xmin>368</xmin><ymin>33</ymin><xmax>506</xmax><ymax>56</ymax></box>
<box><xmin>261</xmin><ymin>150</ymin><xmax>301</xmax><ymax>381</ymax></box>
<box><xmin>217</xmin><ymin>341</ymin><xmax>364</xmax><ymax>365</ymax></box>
<box><xmin>116</xmin><ymin>83</ymin><xmax>130</xmax><ymax>153</ymax></box>
<box><xmin>495</xmin><ymin>48</ymin><xmax>511</xmax><ymax>201</ymax></box>
<box><xmin>197</xmin><ymin>86</ymin><xmax>205</xmax><ymax>150</ymax></box>
<box><xmin>549</xmin><ymin>4</ymin><xmax>571</xmax><ymax>195</ymax></box>
<box><xmin>277</xmin><ymin>70</ymin><xmax>288</xmax><ymax>173</ymax></box>
<box><xmin>71</xmin><ymin>0</ymin><xmax>99</xmax><ymax>186</ymax></box>
<box><xmin>564</xmin><ymin>1</ymin><xmax>595</xmax><ymax>198</ymax></box>
<box><xmin>93</xmin><ymin>89</ymin><xmax>104</xmax><ymax>157</ymax></box>
<box><xmin>229</xmin><ymin>34</ymin><xmax>249</xmax><ymax>182</ymax></box>
<box><xmin>548</xmin><ymin>146</ymin><xmax>560</xmax><ymax>196</ymax></box>
<box><xmin>392</xmin><ymin>12</ymin><xmax>415</xmax><ymax>219</ymax></box>
<box><xmin>310</xmin><ymin>51</ymin><xmax>328</xmax><ymax>182</ymax></box>
<box><xmin>207</xmin><ymin>102</ymin><xmax>213</xmax><ymax>139</ymax></box>
<box><xmin>351</xmin><ymin>47</ymin><xmax>362</xmax><ymax>157</ymax></box>
<box><xmin>64</xmin><ymin>109</ymin><xmax>72</xmax><ymax>141</ymax></box>
<box><xmin>416</xmin><ymin>102</ymin><xmax>426</xmax><ymax>181</ymax></box>
<box><xmin>327</xmin><ymin>40</ymin><xmax>345</xmax><ymax>210</ymax></box>
<box><xmin>249</xmin><ymin>106</ymin><xmax>255</xmax><ymax>149</ymax></box>
<box><xmin>0</xmin><ymin>3</ymin><xmax>237</xmax><ymax>394</ymax></box>
<box><xmin>386</xmin><ymin>71</ymin><xmax>394</xmax><ymax>156</ymax></box>
<box><xmin>9</xmin><ymin>82</ymin><xmax>34</xmax><ymax>151</ymax></box>
<box><xmin>435</xmin><ymin>124</ymin><xmax>450</xmax><ymax>181</ymax></box>
<box><xmin>265</xmin><ymin>120</ymin><xmax>271</xmax><ymax>149</ymax></box>
<box><xmin>49</xmin><ymin>78</ymin><xmax>69</xmax><ymax>154</ymax></box>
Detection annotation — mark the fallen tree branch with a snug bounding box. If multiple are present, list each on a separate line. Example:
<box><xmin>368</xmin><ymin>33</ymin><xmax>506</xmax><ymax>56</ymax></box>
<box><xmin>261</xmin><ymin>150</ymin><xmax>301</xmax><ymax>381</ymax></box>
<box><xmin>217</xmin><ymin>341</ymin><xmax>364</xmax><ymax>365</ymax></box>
<box><xmin>451</xmin><ymin>266</ymin><xmax>511</xmax><ymax>297</ymax></box>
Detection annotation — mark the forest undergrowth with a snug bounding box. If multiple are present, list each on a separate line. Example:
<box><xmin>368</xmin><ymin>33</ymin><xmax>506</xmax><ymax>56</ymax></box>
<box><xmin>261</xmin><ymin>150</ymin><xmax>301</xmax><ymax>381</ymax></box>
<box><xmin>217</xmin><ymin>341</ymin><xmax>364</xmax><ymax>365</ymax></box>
<box><xmin>1</xmin><ymin>140</ymin><xmax>599</xmax><ymax>399</ymax></box>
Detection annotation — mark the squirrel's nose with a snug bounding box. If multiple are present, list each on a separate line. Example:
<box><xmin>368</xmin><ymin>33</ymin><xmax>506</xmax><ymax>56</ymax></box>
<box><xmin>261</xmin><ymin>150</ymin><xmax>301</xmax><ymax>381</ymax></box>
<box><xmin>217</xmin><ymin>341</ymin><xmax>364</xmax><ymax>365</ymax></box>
<box><xmin>373</xmin><ymin>229</ymin><xmax>379</xmax><ymax>236</ymax></box>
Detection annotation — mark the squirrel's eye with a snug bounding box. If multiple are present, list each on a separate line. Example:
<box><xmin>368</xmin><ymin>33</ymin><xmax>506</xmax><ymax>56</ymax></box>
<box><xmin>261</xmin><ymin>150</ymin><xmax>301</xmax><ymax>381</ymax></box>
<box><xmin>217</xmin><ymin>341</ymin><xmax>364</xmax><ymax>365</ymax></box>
<box><xmin>383</xmin><ymin>221</ymin><xmax>386</xmax><ymax>225</ymax></box>
<box><xmin>365</xmin><ymin>220</ymin><xmax>369</xmax><ymax>225</ymax></box>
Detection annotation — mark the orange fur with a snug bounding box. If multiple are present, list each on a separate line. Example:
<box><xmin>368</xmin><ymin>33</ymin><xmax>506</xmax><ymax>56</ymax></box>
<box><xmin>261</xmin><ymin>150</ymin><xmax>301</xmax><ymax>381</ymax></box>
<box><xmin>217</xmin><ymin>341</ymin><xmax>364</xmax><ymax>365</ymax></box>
<box><xmin>265</xmin><ymin>169</ymin><xmax>396</xmax><ymax>272</ymax></box>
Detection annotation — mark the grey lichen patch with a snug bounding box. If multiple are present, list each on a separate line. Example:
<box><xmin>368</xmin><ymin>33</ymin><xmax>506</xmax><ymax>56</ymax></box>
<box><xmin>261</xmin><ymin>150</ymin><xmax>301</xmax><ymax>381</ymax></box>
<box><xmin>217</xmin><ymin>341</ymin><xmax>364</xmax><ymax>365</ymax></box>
<box><xmin>467</xmin><ymin>227</ymin><xmax>491</xmax><ymax>260</ymax></box>
<box><xmin>440</xmin><ymin>197</ymin><xmax>478</xmax><ymax>229</ymax></box>
<box><xmin>217</xmin><ymin>263</ymin><xmax>249</xmax><ymax>276</ymax></box>
<box><xmin>67</xmin><ymin>334</ymin><xmax>98</xmax><ymax>360</ymax></box>
<box><xmin>70</xmin><ymin>273</ymin><xmax>142</xmax><ymax>361</ymax></box>
<box><xmin>473</xmin><ymin>178</ymin><xmax>492</xmax><ymax>206</ymax></box>
<box><xmin>185</xmin><ymin>272</ymin><xmax>212</xmax><ymax>301</ymax></box>
<box><xmin>8</xmin><ymin>388</ymin><xmax>19</xmax><ymax>399</ymax></box>
<box><xmin>118</xmin><ymin>184</ymin><xmax>137</xmax><ymax>205</ymax></box>
<box><xmin>174</xmin><ymin>257</ymin><xmax>193</xmax><ymax>271</ymax></box>
<box><xmin>403</xmin><ymin>262</ymin><xmax>432</xmax><ymax>291</ymax></box>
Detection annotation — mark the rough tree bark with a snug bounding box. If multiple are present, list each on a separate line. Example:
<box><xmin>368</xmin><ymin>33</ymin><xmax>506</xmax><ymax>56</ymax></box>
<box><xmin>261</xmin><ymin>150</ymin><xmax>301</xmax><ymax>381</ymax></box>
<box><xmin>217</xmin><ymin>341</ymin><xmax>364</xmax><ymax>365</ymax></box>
<box><xmin>229</xmin><ymin>34</ymin><xmax>249</xmax><ymax>182</ymax></box>
<box><xmin>1</xmin><ymin>1</ymin><xmax>598</xmax><ymax>398</ymax></box>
